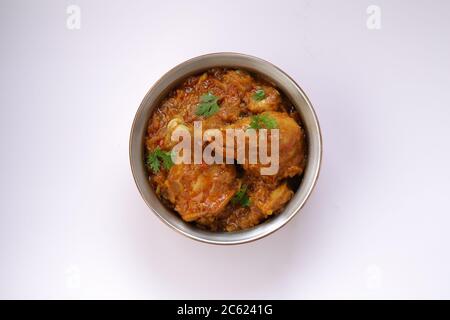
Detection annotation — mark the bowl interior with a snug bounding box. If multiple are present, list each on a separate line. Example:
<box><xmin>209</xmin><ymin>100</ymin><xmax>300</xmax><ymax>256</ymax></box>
<box><xmin>129</xmin><ymin>53</ymin><xmax>322</xmax><ymax>244</ymax></box>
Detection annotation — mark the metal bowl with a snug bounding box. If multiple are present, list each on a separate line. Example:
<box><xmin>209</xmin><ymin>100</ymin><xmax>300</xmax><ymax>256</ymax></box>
<box><xmin>129</xmin><ymin>52</ymin><xmax>322</xmax><ymax>244</ymax></box>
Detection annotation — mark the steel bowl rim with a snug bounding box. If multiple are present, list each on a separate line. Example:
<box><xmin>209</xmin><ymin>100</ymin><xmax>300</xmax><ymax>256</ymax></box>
<box><xmin>129</xmin><ymin>52</ymin><xmax>322</xmax><ymax>245</ymax></box>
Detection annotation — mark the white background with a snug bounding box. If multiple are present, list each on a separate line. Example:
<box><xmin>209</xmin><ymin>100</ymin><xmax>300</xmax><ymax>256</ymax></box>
<box><xmin>1</xmin><ymin>0</ymin><xmax>450</xmax><ymax>299</ymax></box>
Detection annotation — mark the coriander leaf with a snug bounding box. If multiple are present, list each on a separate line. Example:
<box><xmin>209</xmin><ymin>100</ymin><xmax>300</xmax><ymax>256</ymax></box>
<box><xmin>195</xmin><ymin>92</ymin><xmax>220</xmax><ymax>117</ymax></box>
<box><xmin>146</xmin><ymin>152</ymin><xmax>160</xmax><ymax>173</ymax></box>
<box><xmin>260</xmin><ymin>114</ymin><xmax>278</xmax><ymax>129</ymax></box>
<box><xmin>146</xmin><ymin>147</ymin><xmax>174</xmax><ymax>173</ymax></box>
<box><xmin>249</xmin><ymin>114</ymin><xmax>278</xmax><ymax>130</ymax></box>
<box><xmin>253</xmin><ymin>89</ymin><xmax>266</xmax><ymax>101</ymax></box>
<box><xmin>240</xmin><ymin>194</ymin><xmax>251</xmax><ymax>207</ymax></box>
<box><xmin>249</xmin><ymin>115</ymin><xmax>262</xmax><ymax>129</ymax></box>
<box><xmin>200</xmin><ymin>92</ymin><xmax>217</xmax><ymax>103</ymax></box>
<box><xmin>159</xmin><ymin>150</ymin><xmax>174</xmax><ymax>170</ymax></box>
<box><xmin>232</xmin><ymin>184</ymin><xmax>251</xmax><ymax>207</ymax></box>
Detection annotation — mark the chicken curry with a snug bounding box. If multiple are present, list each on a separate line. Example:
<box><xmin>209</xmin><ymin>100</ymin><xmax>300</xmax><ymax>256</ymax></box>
<box><xmin>145</xmin><ymin>68</ymin><xmax>307</xmax><ymax>231</ymax></box>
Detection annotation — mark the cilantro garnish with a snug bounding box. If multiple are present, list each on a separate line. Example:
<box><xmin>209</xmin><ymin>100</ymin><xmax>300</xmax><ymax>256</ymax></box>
<box><xmin>249</xmin><ymin>114</ymin><xmax>278</xmax><ymax>130</ymax></box>
<box><xmin>252</xmin><ymin>89</ymin><xmax>266</xmax><ymax>101</ymax></box>
<box><xmin>195</xmin><ymin>92</ymin><xmax>220</xmax><ymax>117</ymax></box>
<box><xmin>231</xmin><ymin>184</ymin><xmax>251</xmax><ymax>207</ymax></box>
<box><xmin>146</xmin><ymin>147</ymin><xmax>174</xmax><ymax>173</ymax></box>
